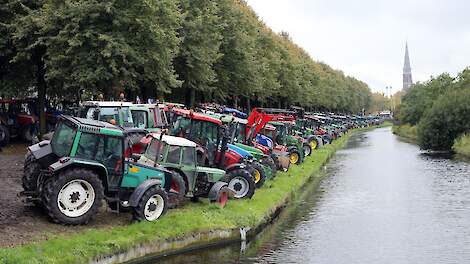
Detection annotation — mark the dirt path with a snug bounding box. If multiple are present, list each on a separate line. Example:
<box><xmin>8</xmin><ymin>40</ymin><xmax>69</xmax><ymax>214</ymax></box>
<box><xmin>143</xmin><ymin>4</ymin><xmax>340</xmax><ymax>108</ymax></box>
<box><xmin>0</xmin><ymin>143</ymin><xmax>130</xmax><ymax>248</ymax></box>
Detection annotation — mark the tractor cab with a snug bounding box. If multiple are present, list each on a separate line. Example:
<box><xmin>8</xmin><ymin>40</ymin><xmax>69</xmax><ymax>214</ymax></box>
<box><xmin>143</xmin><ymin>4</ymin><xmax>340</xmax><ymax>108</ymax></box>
<box><xmin>130</xmin><ymin>103</ymin><xmax>168</xmax><ymax>132</ymax></box>
<box><xmin>78</xmin><ymin>101</ymin><xmax>134</xmax><ymax>128</ymax></box>
<box><xmin>22</xmin><ymin>116</ymin><xmax>173</xmax><ymax>225</ymax></box>
<box><xmin>138</xmin><ymin>134</ymin><xmax>231</xmax><ymax>205</ymax></box>
<box><xmin>167</xmin><ymin>109</ymin><xmax>256</xmax><ymax>199</ymax></box>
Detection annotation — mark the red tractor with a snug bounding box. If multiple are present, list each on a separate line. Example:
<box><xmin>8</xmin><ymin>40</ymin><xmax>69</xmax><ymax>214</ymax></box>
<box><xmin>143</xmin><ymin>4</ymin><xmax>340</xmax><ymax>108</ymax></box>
<box><xmin>167</xmin><ymin>108</ymin><xmax>256</xmax><ymax>199</ymax></box>
<box><xmin>0</xmin><ymin>99</ymin><xmax>39</xmax><ymax>146</ymax></box>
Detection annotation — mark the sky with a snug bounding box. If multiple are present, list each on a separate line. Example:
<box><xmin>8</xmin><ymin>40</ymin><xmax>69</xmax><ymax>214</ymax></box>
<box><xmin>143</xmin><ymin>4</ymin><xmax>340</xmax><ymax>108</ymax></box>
<box><xmin>245</xmin><ymin>0</ymin><xmax>470</xmax><ymax>94</ymax></box>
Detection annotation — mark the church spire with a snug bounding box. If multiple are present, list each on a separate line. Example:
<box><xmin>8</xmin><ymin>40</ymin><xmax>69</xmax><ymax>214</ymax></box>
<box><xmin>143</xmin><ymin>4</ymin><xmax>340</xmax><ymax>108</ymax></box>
<box><xmin>403</xmin><ymin>42</ymin><xmax>413</xmax><ymax>90</ymax></box>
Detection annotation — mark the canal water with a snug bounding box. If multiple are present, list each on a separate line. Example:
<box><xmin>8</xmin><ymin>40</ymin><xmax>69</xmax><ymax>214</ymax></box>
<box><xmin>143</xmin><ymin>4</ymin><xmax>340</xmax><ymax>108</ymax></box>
<box><xmin>138</xmin><ymin>127</ymin><xmax>470</xmax><ymax>264</ymax></box>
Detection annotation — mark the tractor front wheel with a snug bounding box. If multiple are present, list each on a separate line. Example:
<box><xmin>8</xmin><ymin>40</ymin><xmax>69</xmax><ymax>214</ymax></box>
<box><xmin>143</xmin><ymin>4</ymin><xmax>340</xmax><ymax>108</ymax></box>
<box><xmin>43</xmin><ymin>169</ymin><xmax>104</xmax><ymax>225</ymax></box>
<box><xmin>133</xmin><ymin>186</ymin><xmax>168</xmax><ymax>222</ymax></box>
<box><xmin>252</xmin><ymin>161</ymin><xmax>266</xmax><ymax>188</ymax></box>
<box><xmin>222</xmin><ymin>169</ymin><xmax>255</xmax><ymax>199</ymax></box>
<box><xmin>289</xmin><ymin>149</ymin><xmax>301</xmax><ymax>165</ymax></box>
<box><xmin>309</xmin><ymin>138</ymin><xmax>318</xmax><ymax>150</ymax></box>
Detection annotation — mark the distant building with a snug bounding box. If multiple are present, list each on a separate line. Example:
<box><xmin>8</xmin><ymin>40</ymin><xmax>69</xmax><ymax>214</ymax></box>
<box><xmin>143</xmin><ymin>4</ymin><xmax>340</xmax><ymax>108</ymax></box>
<box><xmin>403</xmin><ymin>42</ymin><xmax>413</xmax><ymax>91</ymax></box>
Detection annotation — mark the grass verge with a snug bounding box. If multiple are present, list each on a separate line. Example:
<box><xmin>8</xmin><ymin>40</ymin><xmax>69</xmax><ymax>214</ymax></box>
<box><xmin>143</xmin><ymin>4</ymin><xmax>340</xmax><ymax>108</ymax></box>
<box><xmin>453</xmin><ymin>133</ymin><xmax>470</xmax><ymax>158</ymax></box>
<box><xmin>392</xmin><ymin>124</ymin><xmax>417</xmax><ymax>141</ymax></box>
<box><xmin>0</xmin><ymin>126</ymin><xmax>377</xmax><ymax>264</ymax></box>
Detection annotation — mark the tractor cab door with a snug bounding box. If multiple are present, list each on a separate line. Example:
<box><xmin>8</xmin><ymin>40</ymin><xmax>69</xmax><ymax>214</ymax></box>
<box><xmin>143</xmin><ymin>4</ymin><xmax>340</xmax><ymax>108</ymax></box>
<box><xmin>179</xmin><ymin>147</ymin><xmax>197</xmax><ymax>194</ymax></box>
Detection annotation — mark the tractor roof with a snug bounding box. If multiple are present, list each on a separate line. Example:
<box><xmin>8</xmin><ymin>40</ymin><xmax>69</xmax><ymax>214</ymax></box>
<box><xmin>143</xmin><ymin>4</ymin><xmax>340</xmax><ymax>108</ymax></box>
<box><xmin>149</xmin><ymin>133</ymin><xmax>197</xmax><ymax>147</ymax></box>
<box><xmin>62</xmin><ymin>115</ymin><xmax>124</xmax><ymax>136</ymax></box>
<box><xmin>172</xmin><ymin>109</ymin><xmax>222</xmax><ymax>126</ymax></box>
<box><xmin>82</xmin><ymin>101</ymin><xmax>133</xmax><ymax>107</ymax></box>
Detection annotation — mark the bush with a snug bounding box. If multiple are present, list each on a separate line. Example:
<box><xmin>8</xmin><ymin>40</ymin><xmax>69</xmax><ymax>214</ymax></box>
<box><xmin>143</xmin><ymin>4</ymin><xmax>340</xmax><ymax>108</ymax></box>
<box><xmin>453</xmin><ymin>133</ymin><xmax>470</xmax><ymax>157</ymax></box>
<box><xmin>417</xmin><ymin>89</ymin><xmax>470</xmax><ymax>150</ymax></box>
<box><xmin>392</xmin><ymin>124</ymin><xmax>417</xmax><ymax>140</ymax></box>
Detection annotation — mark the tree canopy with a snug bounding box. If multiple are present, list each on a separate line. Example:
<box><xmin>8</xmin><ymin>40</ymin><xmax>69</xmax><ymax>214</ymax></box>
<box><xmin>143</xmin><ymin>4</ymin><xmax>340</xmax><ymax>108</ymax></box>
<box><xmin>1</xmin><ymin>0</ymin><xmax>372</xmax><ymax>114</ymax></box>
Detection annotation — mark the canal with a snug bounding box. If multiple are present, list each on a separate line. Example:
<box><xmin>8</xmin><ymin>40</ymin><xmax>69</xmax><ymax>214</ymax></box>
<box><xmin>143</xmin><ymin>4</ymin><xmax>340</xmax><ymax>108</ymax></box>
<box><xmin>137</xmin><ymin>127</ymin><xmax>470</xmax><ymax>264</ymax></box>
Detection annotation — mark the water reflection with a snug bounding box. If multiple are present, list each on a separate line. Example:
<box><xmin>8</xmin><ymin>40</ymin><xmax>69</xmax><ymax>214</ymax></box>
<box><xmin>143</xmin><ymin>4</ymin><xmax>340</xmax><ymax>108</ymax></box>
<box><xmin>137</xmin><ymin>127</ymin><xmax>470</xmax><ymax>264</ymax></box>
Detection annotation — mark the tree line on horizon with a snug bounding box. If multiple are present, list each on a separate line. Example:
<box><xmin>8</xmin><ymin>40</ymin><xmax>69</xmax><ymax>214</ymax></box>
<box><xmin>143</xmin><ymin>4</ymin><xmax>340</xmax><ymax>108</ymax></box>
<box><xmin>1</xmin><ymin>0</ymin><xmax>372</xmax><ymax>116</ymax></box>
<box><xmin>397</xmin><ymin>67</ymin><xmax>470</xmax><ymax>151</ymax></box>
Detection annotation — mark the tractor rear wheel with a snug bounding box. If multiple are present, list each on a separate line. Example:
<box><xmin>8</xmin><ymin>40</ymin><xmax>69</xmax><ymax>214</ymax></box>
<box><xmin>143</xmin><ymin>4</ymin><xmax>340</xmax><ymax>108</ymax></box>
<box><xmin>22</xmin><ymin>151</ymin><xmax>41</xmax><ymax>192</ymax></box>
<box><xmin>251</xmin><ymin>161</ymin><xmax>266</xmax><ymax>188</ymax></box>
<box><xmin>222</xmin><ymin>169</ymin><xmax>255</xmax><ymax>199</ymax></box>
<box><xmin>289</xmin><ymin>149</ymin><xmax>301</xmax><ymax>165</ymax></box>
<box><xmin>43</xmin><ymin>168</ymin><xmax>104</xmax><ymax>225</ymax></box>
<box><xmin>133</xmin><ymin>186</ymin><xmax>168</xmax><ymax>222</ymax></box>
<box><xmin>0</xmin><ymin>124</ymin><xmax>9</xmax><ymax>147</ymax></box>
<box><xmin>170</xmin><ymin>172</ymin><xmax>187</xmax><ymax>196</ymax></box>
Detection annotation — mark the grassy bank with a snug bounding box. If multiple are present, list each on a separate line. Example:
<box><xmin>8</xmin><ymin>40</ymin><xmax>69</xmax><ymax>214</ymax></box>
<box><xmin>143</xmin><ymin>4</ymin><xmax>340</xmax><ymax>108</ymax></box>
<box><xmin>0</xmin><ymin>127</ymin><xmax>376</xmax><ymax>264</ymax></box>
<box><xmin>392</xmin><ymin>124</ymin><xmax>418</xmax><ymax>141</ymax></box>
<box><xmin>453</xmin><ymin>133</ymin><xmax>470</xmax><ymax>158</ymax></box>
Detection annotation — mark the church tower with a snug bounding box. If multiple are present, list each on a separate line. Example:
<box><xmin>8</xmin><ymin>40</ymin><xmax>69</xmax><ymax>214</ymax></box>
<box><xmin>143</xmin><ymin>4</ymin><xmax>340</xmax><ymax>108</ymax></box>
<box><xmin>403</xmin><ymin>42</ymin><xmax>413</xmax><ymax>90</ymax></box>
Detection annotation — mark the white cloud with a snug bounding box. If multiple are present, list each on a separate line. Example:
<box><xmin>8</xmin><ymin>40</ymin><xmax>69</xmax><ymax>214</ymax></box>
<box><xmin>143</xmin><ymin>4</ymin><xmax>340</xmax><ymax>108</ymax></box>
<box><xmin>246</xmin><ymin>0</ymin><xmax>470</xmax><ymax>93</ymax></box>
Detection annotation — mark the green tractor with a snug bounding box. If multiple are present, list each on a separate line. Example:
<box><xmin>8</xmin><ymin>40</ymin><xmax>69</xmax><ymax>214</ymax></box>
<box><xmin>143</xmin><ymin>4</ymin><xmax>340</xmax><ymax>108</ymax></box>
<box><xmin>21</xmin><ymin>116</ymin><xmax>178</xmax><ymax>225</ymax></box>
<box><xmin>138</xmin><ymin>133</ymin><xmax>233</xmax><ymax>204</ymax></box>
<box><xmin>130</xmin><ymin>103</ymin><xmax>168</xmax><ymax>132</ymax></box>
<box><xmin>265</xmin><ymin>121</ymin><xmax>305</xmax><ymax>165</ymax></box>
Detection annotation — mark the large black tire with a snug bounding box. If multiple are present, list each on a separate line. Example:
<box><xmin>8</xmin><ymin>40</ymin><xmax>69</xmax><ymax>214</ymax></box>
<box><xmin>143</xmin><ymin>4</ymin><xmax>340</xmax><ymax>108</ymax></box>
<box><xmin>169</xmin><ymin>171</ymin><xmax>187</xmax><ymax>196</ymax></box>
<box><xmin>133</xmin><ymin>186</ymin><xmax>168</xmax><ymax>222</ymax></box>
<box><xmin>251</xmin><ymin>161</ymin><xmax>267</xmax><ymax>189</ymax></box>
<box><xmin>222</xmin><ymin>169</ymin><xmax>255</xmax><ymax>199</ymax></box>
<box><xmin>303</xmin><ymin>143</ymin><xmax>312</xmax><ymax>157</ymax></box>
<box><xmin>0</xmin><ymin>124</ymin><xmax>10</xmax><ymax>147</ymax></box>
<box><xmin>261</xmin><ymin>156</ymin><xmax>277</xmax><ymax>177</ymax></box>
<box><xmin>42</xmin><ymin>168</ymin><xmax>104</xmax><ymax>225</ymax></box>
<box><xmin>22</xmin><ymin>151</ymin><xmax>41</xmax><ymax>191</ymax></box>
<box><xmin>289</xmin><ymin>149</ymin><xmax>301</xmax><ymax>165</ymax></box>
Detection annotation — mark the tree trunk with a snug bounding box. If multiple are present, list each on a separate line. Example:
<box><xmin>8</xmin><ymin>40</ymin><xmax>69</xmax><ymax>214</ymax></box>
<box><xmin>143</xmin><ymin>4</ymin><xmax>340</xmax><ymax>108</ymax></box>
<box><xmin>36</xmin><ymin>58</ymin><xmax>46</xmax><ymax>137</ymax></box>
<box><xmin>189</xmin><ymin>87</ymin><xmax>196</xmax><ymax>108</ymax></box>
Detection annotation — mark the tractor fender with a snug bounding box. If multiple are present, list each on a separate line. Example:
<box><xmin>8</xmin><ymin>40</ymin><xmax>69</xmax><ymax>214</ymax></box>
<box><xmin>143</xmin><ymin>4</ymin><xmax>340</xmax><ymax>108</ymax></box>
<box><xmin>208</xmin><ymin>181</ymin><xmax>232</xmax><ymax>202</ymax></box>
<box><xmin>48</xmin><ymin>158</ymin><xmax>109</xmax><ymax>188</ymax></box>
<box><xmin>128</xmin><ymin>179</ymin><xmax>163</xmax><ymax>207</ymax></box>
<box><xmin>28</xmin><ymin>140</ymin><xmax>52</xmax><ymax>160</ymax></box>
<box><xmin>225</xmin><ymin>163</ymin><xmax>248</xmax><ymax>173</ymax></box>
<box><xmin>287</xmin><ymin>145</ymin><xmax>298</xmax><ymax>153</ymax></box>
<box><xmin>196</xmin><ymin>146</ymin><xmax>209</xmax><ymax>165</ymax></box>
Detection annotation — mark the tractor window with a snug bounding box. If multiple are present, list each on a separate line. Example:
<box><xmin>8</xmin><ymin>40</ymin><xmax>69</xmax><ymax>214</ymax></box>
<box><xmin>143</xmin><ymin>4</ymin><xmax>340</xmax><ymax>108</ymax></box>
<box><xmin>75</xmin><ymin>133</ymin><xmax>102</xmax><ymax>160</ymax></box>
<box><xmin>145</xmin><ymin>139</ymin><xmax>165</xmax><ymax>162</ymax></box>
<box><xmin>131</xmin><ymin>110</ymin><xmax>147</xmax><ymax>129</ymax></box>
<box><xmin>182</xmin><ymin>147</ymin><xmax>195</xmax><ymax>166</ymax></box>
<box><xmin>51</xmin><ymin>121</ymin><xmax>77</xmax><ymax>157</ymax></box>
<box><xmin>167</xmin><ymin>145</ymin><xmax>181</xmax><ymax>164</ymax></box>
<box><xmin>172</xmin><ymin>116</ymin><xmax>191</xmax><ymax>137</ymax></box>
<box><xmin>103</xmin><ymin>136</ymin><xmax>123</xmax><ymax>175</ymax></box>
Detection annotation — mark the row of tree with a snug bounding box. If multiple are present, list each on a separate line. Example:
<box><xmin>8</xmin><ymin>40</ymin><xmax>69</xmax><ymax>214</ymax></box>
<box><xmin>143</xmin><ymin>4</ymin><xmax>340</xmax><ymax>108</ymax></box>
<box><xmin>397</xmin><ymin>67</ymin><xmax>470</xmax><ymax>150</ymax></box>
<box><xmin>1</xmin><ymin>0</ymin><xmax>372</xmax><ymax>121</ymax></box>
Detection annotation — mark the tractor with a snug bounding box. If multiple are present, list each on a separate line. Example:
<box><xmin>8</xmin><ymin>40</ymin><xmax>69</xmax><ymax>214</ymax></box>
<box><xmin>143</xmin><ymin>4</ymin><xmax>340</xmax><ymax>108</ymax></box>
<box><xmin>168</xmin><ymin>109</ymin><xmax>256</xmax><ymax>199</ymax></box>
<box><xmin>138</xmin><ymin>133</ymin><xmax>234</xmax><ymax>203</ymax></box>
<box><xmin>130</xmin><ymin>103</ymin><xmax>168</xmax><ymax>132</ymax></box>
<box><xmin>21</xmin><ymin>116</ymin><xmax>179</xmax><ymax>225</ymax></box>
<box><xmin>77</xmin><ymin>101</ymin><xmax>135</xmax><ymax>128</ymax></box>
<box><xmin>246</xmin><ymin>108</ymin><xmax>306</xmax><ymax>165</ymax></box>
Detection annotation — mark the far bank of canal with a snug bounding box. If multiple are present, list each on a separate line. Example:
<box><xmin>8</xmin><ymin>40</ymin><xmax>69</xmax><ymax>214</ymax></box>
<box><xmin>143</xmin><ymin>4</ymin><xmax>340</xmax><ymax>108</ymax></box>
<box><xmin>147</xmin><ymin>126</ymin><xmax>470</xmax><ymax>264</ymax></box>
